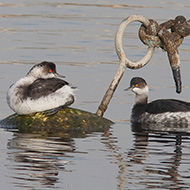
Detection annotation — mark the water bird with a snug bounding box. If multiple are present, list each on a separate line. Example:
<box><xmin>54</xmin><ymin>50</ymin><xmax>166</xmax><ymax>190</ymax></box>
<box><xmin>125</xmin><ymin>77</ymin><xmax>190</xmax><ymax>124</ymax></box>
<box><xmin>7</xmin><ymin>61</ymin><xmax>75</xmax><ymax>115</ymax></box>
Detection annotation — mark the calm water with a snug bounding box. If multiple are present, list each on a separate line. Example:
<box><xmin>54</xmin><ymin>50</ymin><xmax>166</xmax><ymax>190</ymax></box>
<box><xmin>1</xmin><ymin>1</ymin><xmax>190</xmax><ymax>189</ymax></box>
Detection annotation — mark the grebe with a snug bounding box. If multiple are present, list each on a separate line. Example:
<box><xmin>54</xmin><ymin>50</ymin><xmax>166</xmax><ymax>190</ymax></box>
<box><xmin>7</xmin><ymin>61</ymin><xmax>75</xmax><ymax>115</ymax></box>
<box><xmin>125</xmin><ymin>77</ymin><xmax>190</xmax><ymax>124</ymax></box>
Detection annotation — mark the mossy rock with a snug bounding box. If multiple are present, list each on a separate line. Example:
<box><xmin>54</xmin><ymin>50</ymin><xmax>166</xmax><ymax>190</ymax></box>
<box><xmin>0</xmin><ymin>107</ymin><xmax>113</xmax><ymax>138</ymax></box>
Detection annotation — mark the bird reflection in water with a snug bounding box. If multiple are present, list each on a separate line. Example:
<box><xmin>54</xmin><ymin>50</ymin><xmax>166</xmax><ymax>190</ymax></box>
<box><xmin>6</xmin><ymin>133</ymin><xmax>75</xmax><ymax>188</ymax></box>
<box><xmin>102</xmin><ymin>122</ymin><xmax>190</xmax><ymax>189</ymax></box>
<box><xmin>128</xmin><ymin>123</ymin><xmax>190</xmax><ymax>189</ymax></box>
<box><xmin>5</xmin><ymin>122</ymin><xmax>110</xmax><ymax>189</ymax></box>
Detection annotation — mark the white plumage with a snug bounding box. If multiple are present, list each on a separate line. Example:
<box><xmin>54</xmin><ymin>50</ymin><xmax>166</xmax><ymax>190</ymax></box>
<box><xmin>7</xmin><ymin>61</ymin><xmax>75</xmax><ymax>115</ymax></box>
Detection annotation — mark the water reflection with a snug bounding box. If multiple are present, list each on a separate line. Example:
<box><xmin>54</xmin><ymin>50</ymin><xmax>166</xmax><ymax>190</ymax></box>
<box><xmin>5</xmin><ymin>122</ymin><xmax>190</xmax><ymax>189</ymax></box>
<box><xmin>128</xmin><ymin>124</ymin><xmax>190</xmax><ymax>189</ymax></box>
<box><xmin>6</xmin><ymin>132</ymin><xmax>75</xmax><ymax>188</ymax></box>
<box><xmin>103</xmin><ymin>123</ymin><xmax>190</xmax><ymax>189</ymax></box>
<box><xmin>5</xmin><ymin>121</ymin><xmax>111</xmax><ymax>190</ymax></box>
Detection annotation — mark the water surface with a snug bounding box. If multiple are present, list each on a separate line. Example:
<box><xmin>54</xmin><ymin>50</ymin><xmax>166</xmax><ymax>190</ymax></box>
<box><xmin>1</xmin><ymin>1</ymin><xmax>190</xmax><ymax>189</ymax></box>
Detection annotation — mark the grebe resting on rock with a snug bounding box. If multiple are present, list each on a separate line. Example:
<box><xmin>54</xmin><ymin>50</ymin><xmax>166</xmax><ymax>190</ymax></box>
<box><xmin>7</xmin><ymin>61</ymin><xmax>75</xmax><ymax>115</ymax></box>
<box><xmin>125</xmin><ymin>77</ymin><xmax>190</xmax><ymax>124</ymax></box>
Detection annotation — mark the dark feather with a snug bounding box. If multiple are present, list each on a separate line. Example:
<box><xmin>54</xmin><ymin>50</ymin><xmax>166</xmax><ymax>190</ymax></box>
<box><xmin>132</xmin><ymin>99</ymin><xmax>190</xmax><ymax>116</ymax></box>
<box><xmin>146</xmin><ymin>99</ymin><xmax>190</xmax><ymax>114</ymax></box>
<box><xmin>27</xmin><ymin>78</ymin><xmax>69</xmax><ymax>100</ymax></box>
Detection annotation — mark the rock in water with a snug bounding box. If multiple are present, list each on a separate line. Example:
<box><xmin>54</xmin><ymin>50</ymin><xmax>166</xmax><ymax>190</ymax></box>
<box><xmin>0</xmin><ymin>107</ymin><xmax>113</xmax><ymax>138</ymax></box>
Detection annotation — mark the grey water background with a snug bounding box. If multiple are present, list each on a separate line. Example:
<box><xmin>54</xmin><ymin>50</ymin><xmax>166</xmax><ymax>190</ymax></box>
<box><xmin>1</xmin><ymin>1</ymin><xmax>190</xmax><ymax>189</ymax></box>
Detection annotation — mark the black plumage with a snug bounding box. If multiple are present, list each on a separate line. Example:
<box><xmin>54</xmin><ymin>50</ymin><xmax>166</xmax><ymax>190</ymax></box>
<box><xmin>26</xmin><ymin>78</ymin><xmax>69</xmax><ymax>100</ymax></box>
<box><xmin>127</xmin><ymin>77</ymin><xmax>190</xmax><ymax>114</ymax></box>
<box><xmin>146</xmin><ymin>99</ymin><xmax>190</xmax><ymax>113</ymax></box>
<box><xmin>133</xmin><ymin>99</ymin><xmax>190</xmax><ymax>115</ymax></box>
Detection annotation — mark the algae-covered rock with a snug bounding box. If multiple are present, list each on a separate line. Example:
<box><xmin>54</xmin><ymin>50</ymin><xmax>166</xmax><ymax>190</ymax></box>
<box><xmin>0</xmin><ymin>107</ymin><xmax>113</xmax><ymax>138</ymax></box>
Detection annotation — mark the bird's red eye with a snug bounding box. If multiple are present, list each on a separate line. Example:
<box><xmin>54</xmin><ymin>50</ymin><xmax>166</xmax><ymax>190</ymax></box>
<box><xmin>49</xmin><ymin>69</ymin><xmax>53</xmax><ymax>73</ymax></box>
<box><xmin>135</xmin><ymin>84</ymin><xmax>139</xmax><ymax>87</ymax></box>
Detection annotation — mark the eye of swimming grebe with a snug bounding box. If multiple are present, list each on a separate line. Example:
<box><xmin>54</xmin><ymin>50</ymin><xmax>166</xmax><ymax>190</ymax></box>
<box><xmin>49</xmin><ymin>69</ymin><xmax>53</xmax><ymax>73</ymax></box>
<box><xmin>135</xmin><ymin>84</ymin><xmax>139</xmax><ymax>87</ymax></box>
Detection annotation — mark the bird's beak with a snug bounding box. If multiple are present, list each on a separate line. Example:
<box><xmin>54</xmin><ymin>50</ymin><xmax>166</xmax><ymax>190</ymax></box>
<box><xmin>124</xmin><ymin>86</ymin><xmax>132</xmax><ymax>91</ymax></box>
<box><xmin>55</xmin><ymin>72</ymin><xmax>65</xmax><ymax>78</ymax></box>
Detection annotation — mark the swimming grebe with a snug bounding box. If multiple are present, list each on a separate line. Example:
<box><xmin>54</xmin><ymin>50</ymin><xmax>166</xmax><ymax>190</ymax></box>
<box><xmin>125</xmin><ymin>77</ymin><xmax>190</xmax><ymax>124</ymax></box>
<box><xmin>7</xmin><ymin>61</ymin><xmax>75</xmax><ymax>115</ymax></box>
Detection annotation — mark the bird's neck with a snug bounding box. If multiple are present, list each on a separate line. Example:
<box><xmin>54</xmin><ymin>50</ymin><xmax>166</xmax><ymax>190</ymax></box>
<box><xmin>134</xmin><ymin>86</ymin><xmax>149</xmax><ymax>105</ymax></box>
<box><xmin>135</xmin><ymin>94</ymin><xmax>148</xmax><ymax>105</ymax></box>
<box><xmin>16</xmin><ymin>75</ymin><xmax>37</xmax><ymax>86</ymax></box>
